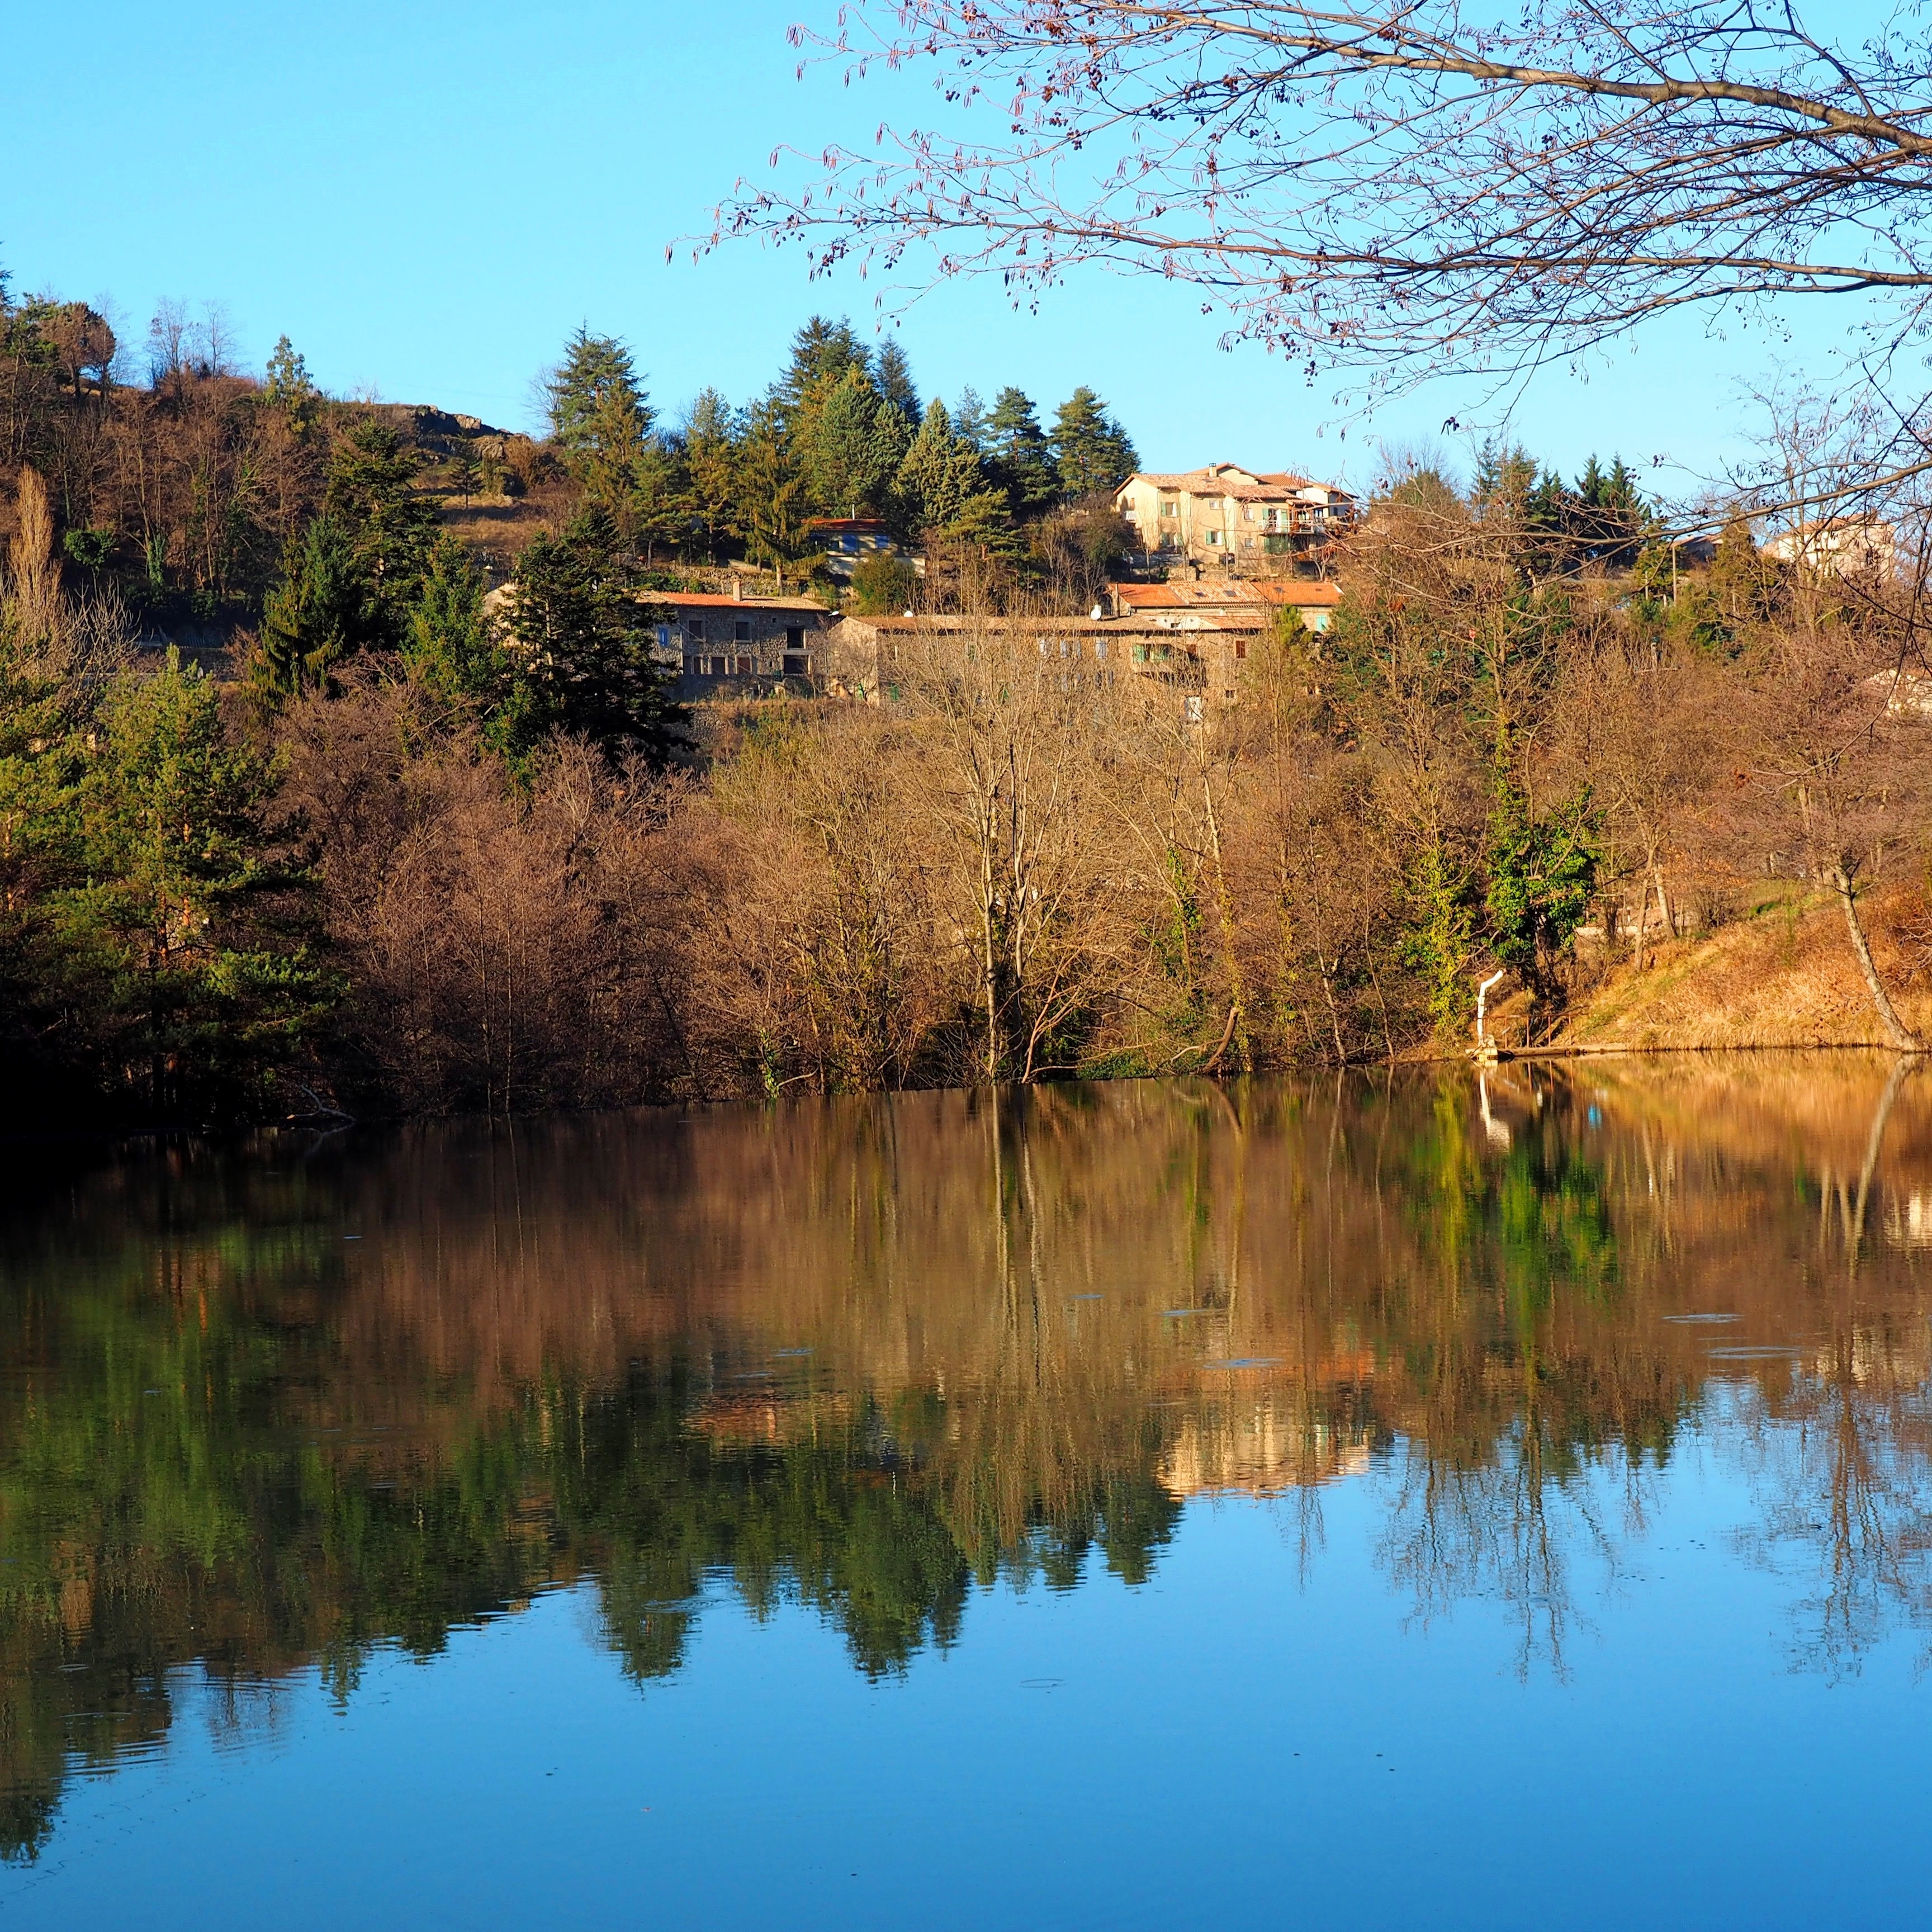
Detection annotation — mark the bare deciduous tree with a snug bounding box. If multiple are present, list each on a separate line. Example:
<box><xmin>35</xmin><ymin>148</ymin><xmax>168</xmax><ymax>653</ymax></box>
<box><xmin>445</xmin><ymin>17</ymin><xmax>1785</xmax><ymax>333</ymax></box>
<box><xmin>719</xmin><ymin>2</ymin><xmax>1932</xmax><ymax>491</ymax></box>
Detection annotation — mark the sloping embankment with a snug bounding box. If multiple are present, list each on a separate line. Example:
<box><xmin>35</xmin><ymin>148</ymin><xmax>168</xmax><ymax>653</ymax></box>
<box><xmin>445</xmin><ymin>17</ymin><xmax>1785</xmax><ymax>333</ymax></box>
<box><xmin>1557</xmin><ymin>882</ymin><xmax>1932</xmax><ymax>1051</ymax></box>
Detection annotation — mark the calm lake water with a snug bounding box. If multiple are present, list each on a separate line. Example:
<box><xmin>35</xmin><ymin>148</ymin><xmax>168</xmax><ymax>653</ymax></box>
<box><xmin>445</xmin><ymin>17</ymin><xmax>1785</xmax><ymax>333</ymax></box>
<box><xmin>2</xmin><ymin>1060</ymin><xmax>1930</xmax><ymax>1928</ymax></box>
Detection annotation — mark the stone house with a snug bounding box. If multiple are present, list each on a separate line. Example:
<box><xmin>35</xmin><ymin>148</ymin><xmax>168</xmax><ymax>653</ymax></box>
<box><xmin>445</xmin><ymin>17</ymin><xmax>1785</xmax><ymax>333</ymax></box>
<box><xmin>825</xmin><ymin>609</ymin><xmax>1267</xmax><ymax>722</ymax></box>
<box><xmin>1114</xmin><ymin>464</ymin><xmax>1356</xmax><ymax>570</ymax></box>
<box><xmin>648</xmin><ymin>590</ymin><xmax>835</xmax><ymax>695</ymax></box>
<box><xmin>1761</xmin><ymin>516</ymin><xmax>1897</xmax><ymax>577</ymax></box>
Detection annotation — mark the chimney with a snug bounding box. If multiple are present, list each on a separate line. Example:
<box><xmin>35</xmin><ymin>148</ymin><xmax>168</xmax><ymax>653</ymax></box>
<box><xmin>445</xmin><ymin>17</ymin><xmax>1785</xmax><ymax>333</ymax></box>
<box><xmin>729</xmin><ymin>572</ymin><xmax>744</xmax><ymax>602</ymax></box>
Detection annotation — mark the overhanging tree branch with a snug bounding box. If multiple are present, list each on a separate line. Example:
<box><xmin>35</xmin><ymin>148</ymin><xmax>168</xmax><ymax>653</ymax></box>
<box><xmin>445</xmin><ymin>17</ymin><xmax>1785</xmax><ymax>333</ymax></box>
<box><xmin>707</xmin><ymin>1</ymin><xmax>1932</xmax><ymax>463</ymax></box>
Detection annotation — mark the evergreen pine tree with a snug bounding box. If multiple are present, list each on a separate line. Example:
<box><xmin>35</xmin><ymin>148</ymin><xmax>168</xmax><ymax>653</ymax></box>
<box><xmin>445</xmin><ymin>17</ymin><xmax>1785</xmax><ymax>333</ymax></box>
<box><xmin>547</xmin><ymin>329</ymin><xmax>655</xmax><ymax>458</ymax></box>
<box><xmin>773</xmin><ymin>317</ymin><xmax>870</xmax><ymax>432</ymax></box>
<box><xmin>804</xmin><ymin>367</ymin><xmax>911</xmax><ymax>517</ymax></box>
<box><xmin>263</xmin><ymin>335</ymin><xmax>318</xmax><ymax>428</ymax></box>
<box><xmin>402</xmin><ymin>539</ymin><xmax>539</xmax><ymax>762</ymax></box>
<box><xmin>738</xmin><ymin>397</ymin><xmax>815</xmax><ymax>587</ymax></box>
<box><xmin>1050</xmin><ymin>387</ymin><xmax>1139</xmax><ymax>499</ymax></box>
<box><xmin>544</xmin><ymin>328</ymin><xmax>656</xmax><ymax>532</ymax></box>
<box><xmin>896</xmin><ymin>400</ymin><xmax>1002</xmax><ymax>537</ymax></box>
<box><xmin>508</xmin><ymin>508</ymin><xmax>686</xmax><ymax>764</ymax></box>
<box><xmin>873</xmin><ymin>338</ymin><xmax>921</xmax><ymax>428</ymax></box>
<box><xmin>68</xmin><ymin>649</ymin><xmax>325</xmax><ymax>1119</ymax></box>
<box><xmin>953</xmin><ymin>386</ymin><xmax>989</xmax><ymax>452</ymax></box>
<box><xmin>1472</xmin><ymin>439</ymin><xmax>1538</xmax><ymax>515</ymax></box>
<box><xmin>253</xmin><ymin>516</ymin><xmax>373</xmax><ymax>703</ymax></box>
<box><xmin>683</xmin><ymin>389</ymin><xmax>741</xmax><ymax>561</ymax></box>
<box><xmin>983</xmin><ymin>388</ymin><xmax>1058</xmax><ymax>515</ymax></box>
<box><xmin>323</xmin><ymin>420</ymin><xmax>439</xmax><ymax>618</ymax></box>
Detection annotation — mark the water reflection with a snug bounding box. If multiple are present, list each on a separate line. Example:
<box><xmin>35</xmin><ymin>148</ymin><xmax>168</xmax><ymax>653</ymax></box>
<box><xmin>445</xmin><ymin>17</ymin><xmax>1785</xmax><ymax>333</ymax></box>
<box><xmin>2</xmin><ymin>1056</ymin><xmax>1930</xmax><ymax>1859</ymax></box>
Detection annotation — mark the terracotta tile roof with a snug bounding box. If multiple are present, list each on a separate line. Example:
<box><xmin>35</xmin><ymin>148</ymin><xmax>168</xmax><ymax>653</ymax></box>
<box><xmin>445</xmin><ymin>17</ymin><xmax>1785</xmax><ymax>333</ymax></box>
<box><xmin>1114</xmin><ymin>579</ymin><xmax>1343</xmax><ymax>610</ymax></box>
<box><xmin>1249</xmin><ymin>579</ymin><xmax>1343</xmax><ymax>606</ymax></box>
<box><xmin>1120</xmin><ymin>466</ymin><xmax>1356</xmax><ymax>508</ymax></box>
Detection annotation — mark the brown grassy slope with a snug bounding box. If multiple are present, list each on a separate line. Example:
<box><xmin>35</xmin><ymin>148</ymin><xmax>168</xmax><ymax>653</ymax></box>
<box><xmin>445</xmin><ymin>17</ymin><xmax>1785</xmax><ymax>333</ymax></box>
<box><xmin>1558</xmin><ymin>881</ymin><xmax>1932</xmax><ymax>1049</ymax></box>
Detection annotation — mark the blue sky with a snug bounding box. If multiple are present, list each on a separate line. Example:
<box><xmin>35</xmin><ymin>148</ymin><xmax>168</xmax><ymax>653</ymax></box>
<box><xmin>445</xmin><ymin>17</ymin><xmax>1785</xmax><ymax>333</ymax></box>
<box><xmin>0</xmin><ymin>0</ymin><xmax>1847</xmax><ymax>498</ymax></box>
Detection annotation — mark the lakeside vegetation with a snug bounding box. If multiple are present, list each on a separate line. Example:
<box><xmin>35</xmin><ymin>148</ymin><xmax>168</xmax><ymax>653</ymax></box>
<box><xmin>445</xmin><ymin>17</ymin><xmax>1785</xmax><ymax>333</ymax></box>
<box><xmin>3</xmin><ymin>271</ymin><xmax>1928</xmax><ymax>1126</ymax></box>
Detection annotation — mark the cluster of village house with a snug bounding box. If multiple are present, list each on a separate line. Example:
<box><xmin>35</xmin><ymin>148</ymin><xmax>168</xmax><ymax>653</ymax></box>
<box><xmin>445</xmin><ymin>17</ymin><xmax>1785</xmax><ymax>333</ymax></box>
<box><xmin>655</xmin><ymin>464</ymin><xmax>1355</xmax><ymax>713</ymax></box>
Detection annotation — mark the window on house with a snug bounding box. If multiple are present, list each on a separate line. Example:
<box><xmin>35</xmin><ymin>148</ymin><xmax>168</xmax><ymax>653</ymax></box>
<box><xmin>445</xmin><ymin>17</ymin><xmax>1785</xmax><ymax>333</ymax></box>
<box><xmin>1206</xmin><ymin>529</ymin><xmax>1222</xmax><ymax>546</ymax></box>
<box><xmin>1234</xmin><ymin>639</ymin><xmax>1248</xmax><ymax>659</ymax></box>
<box><xmin>688</xmin><ymin>618</ymin><xmax>705</xmax><ymax>641</ymax></box>
<box><xmin>733</xmin><ymin>619</ymin><xmax>752</xmax><ymax>643</ymax></box>
<box><xmin>783</xmin><ymin>654</ymin><xmax>808</xmax><ymax>675</ymax></box>
<box><xmin>785</xmin><ymin>625</ymin><xmax>804</xmax><ymax>649</ymax></box>
<box><xmin>736</xmin><ymin>654</ymin><xmax>753</xmax><ymax>675</ymax></box>
<box><xmin>1265</xmin><ymin>508</ymin><xmax>1280</xmax><ymax>531</ymax></box>
<box><xmin>1094</xmin><ymin>638</ymin><xmax>1107</xmax><ymax>660</ymax></box>
<box><xmin>685</xmin><ymin>655</ymin><xmax>702</xmax><ymax>677</ymax></box>
<box><xmin>1160</xmin><ymin>499</ymin><xmax>1178</xmax><ymax>517</ymax></box>
<box><xmin>1131</xmin><ymin>643</ymin><xmax>1148</xmax><ymax>663</ymax></box>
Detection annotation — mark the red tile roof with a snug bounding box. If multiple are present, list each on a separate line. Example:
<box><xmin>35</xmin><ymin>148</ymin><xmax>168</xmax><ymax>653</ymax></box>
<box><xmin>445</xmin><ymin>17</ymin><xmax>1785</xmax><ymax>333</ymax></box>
<box><xmin>1114</xmin><ymin>579</ymin><xmax>1342</xmax><ymax>610</ymax></box>
<box><xmin>1249</xmin><ymin>579</ymin><xmax>1343</xmax><ymax>606</ymax></box>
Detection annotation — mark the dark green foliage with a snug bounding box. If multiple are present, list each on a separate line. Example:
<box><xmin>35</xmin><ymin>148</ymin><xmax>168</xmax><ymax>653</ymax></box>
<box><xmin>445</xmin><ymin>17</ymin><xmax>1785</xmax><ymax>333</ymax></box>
<box><xmin>253</xmin><ymin>422</ymin><xmax>444</xmax><ymax>704</ymax></box>
<box><xmin>1569</xmin><ymin>455</ymin><xmax>1651</xmax><ymax>566</ymax></box>
<box><xmin>59</xmin><ymin>528</ymin><xmax>112</xmax><ymax>572</ymax></box>
<box><xmin>803</xmin><ymin>366</ymin><xmax>911</xmax><ymax>518</ymax></box>
<box><xmin>737</xmin><ymin>396</ymin><xmax>816</xmax><ymax>585</ymax></box>
<box><xmin>253</xmin><ymin>514</ymin><xmax>375</xmax><ymax>702</ymax></box>
<box><xmin>546</xmin><ymin>327</ymin><xmax>655</xmax><ymax>461</ymax></box>
<box><xmin>323</xmin><ymin>420</ymin><xmax>440</xmax><ymax>602</ymax></box>
<box><xmin>873</xmin><ymin>337</ymin><xmax>921</xmax><ymax>428</ymax></box>
<box><xmin>848</xmin><ymin>550</ymin><xmax>920</xmax><ymax>614</ymax></box>
<box><xmin>507</xmin><ymin>508</ymin><xmax>687</xmax><ymax>764</ymax></box>
<box><xmin>1050</xmin><ymin>386</ymin><xmax>1138</xmax><ymax>499</ymax></box>
<box><xmin>894</xmin><ymin>400</ymin><xmax>1011</xmax><ymax>543</ymax></box>
<box><xmin>0</xmin><ymin>649</ymin><xmax>326</xmax><ymax>1124</ymax></box>
<box><xmin>545</xmin><ymin>328</ymin><xmax>657</xmax><ymax>532</ymax></box>
<box><xmin>1473</xmin><ymin>439</ymin><xmax>1652</xmax><ymax>571</ymax></box>
<box><xmin>1485</xmin><ymin>770</ymin><xmax>1600</xmax><ymax>1001</ymax></box>
<box><xmin>773</xmin><ymin>316</ymin><xmax>871</xmax><ymax>430</ymax></box>
<box><xmin>262</xmin><ymin>334</ymin><xmax>318</xmax><ymax>425</ymax></box>
<box><xmin>681</xmin><ymin>387</ymin><xmax>741</xmax><ymax>560</ymax></box>
<box><xmin>951</xmin><ymin>385</ymin><xmax>989</xmax><ymax>451</ymax></box>
<box><xmin>400</xmin><ymin>538</ymin><xmax>538</xmax><ymax>759</ymax></box>
<box><xmin>982</xmin><ymin>388</ymin><xmax>1059</xmax><ymax>513</ymax></box>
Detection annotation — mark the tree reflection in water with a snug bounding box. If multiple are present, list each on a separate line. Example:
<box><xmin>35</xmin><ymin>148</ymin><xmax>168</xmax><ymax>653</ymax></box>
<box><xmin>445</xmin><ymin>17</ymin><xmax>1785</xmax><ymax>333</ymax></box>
<box><xmin>1</xmin><ymin>1054</ymin><xmax>1930</xmax><ymax>1854</ymax></box>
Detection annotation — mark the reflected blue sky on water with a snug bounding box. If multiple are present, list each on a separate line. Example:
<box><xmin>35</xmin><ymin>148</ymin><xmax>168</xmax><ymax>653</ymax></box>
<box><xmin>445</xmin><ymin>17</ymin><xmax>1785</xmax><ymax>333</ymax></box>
<box><xmin>11</xmin><ymin>1450</ymin><xmax>1928</xmax><ymax>1931</ymax></box>
<box><xmin>4</xmin><ymin>1063</ymin><xmax>1932</xmax><ymax>1925</ymax></box>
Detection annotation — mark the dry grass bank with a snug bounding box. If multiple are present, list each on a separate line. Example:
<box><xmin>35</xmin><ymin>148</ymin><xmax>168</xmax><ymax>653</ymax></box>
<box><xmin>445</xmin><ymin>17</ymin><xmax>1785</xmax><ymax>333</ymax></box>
<box><xmin>1558</xmin><ymin>882</ymin><xmax>1932</xmax><ymax>1050</ymax></box>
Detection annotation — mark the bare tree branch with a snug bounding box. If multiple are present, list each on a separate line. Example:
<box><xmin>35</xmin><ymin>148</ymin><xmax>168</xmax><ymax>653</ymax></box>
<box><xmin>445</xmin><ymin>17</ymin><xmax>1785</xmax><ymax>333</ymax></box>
<box><xmin>708</xmin><ymin>2</ymin><xmax>1932</xmax><ymax>467</ymax></box>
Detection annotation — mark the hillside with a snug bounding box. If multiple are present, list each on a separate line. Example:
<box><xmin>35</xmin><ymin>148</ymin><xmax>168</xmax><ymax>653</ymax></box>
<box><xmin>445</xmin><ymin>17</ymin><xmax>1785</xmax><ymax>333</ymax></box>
<box><xmin>1554</xmin><ymin>882</ymin><xmax>1932</xmax><ymax>1052</ymax></box>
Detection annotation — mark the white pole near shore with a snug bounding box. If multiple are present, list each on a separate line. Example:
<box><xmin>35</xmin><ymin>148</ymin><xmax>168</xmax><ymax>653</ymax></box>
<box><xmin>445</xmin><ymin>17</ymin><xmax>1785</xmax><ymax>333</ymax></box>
<box><xmin>1474</xmin><ymin>970</ymin><xmax>1505</xmax><ymax>1063</ymax></box>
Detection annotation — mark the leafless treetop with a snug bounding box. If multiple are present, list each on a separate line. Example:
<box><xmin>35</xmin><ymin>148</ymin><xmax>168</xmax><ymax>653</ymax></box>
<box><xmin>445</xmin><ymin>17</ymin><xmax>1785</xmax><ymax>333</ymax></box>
<box><xmin>713</xmin><ymin>3</ymin><xmax>1932</xmax><ymax>409</ymax></box>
